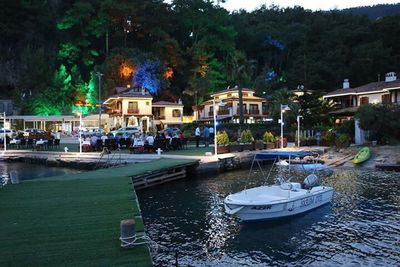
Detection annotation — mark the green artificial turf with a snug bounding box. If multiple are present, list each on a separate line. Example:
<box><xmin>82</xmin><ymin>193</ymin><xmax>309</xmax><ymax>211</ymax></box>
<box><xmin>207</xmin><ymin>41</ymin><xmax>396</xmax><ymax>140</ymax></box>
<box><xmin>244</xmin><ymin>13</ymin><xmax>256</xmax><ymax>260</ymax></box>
<box><xmin>36</xmin><ymin>158</ymin><xmax>198</xmax><ymax>182</ymax></box>
<box><xmin>0</xmin><ymin>173</ymin><xmax>155</xmax><ymax>266</ymax></box>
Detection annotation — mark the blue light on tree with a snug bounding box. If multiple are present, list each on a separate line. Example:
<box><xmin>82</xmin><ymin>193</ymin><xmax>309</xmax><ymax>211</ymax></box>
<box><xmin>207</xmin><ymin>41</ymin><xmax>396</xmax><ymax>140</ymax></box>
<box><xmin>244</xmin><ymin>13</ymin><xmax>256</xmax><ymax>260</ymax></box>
<box><xmin>266</xmin><ymin>70</ymin><xmax>277</xmax><ymax>81</ymax></box>
<box><xmin>264</xmin><ymin>35</ymin><xmax>285</xmax><ymax>50</ymax></box>
<box><xmin>132</xmin><ymin>60</ymin><xmax>162</xmax><ymax>93</ymax></box>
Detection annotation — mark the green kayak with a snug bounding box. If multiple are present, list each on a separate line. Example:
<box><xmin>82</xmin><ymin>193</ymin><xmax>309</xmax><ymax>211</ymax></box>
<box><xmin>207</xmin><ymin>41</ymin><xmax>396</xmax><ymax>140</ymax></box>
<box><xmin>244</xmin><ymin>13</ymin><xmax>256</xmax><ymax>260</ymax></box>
<box><xmin>352</xmin><ymin>147</ymin><xmax>370</xmax><ymax>164</ymax></box>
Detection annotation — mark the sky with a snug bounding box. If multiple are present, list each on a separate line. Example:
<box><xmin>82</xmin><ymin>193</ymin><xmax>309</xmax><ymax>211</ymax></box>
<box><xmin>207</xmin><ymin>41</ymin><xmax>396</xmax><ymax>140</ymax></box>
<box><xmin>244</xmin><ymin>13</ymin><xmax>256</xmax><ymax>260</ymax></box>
<box><xmin>220</xmin><ymin>0</ymin><xmax>400</xmax><ymax>12</ymax></box>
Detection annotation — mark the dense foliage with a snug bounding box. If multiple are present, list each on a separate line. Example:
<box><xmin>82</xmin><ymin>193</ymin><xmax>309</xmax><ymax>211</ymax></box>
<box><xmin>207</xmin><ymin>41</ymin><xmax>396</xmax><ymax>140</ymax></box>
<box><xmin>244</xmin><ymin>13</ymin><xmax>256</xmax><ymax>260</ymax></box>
<box><xmin>356</xmin><ymin>104</ymin><xmax>400</xmax><ymax>144</ymax></box>
<box><xmin>1</xmin><ymin>1</ymin><xmax>400</xmax><ymax>115</ymax></box>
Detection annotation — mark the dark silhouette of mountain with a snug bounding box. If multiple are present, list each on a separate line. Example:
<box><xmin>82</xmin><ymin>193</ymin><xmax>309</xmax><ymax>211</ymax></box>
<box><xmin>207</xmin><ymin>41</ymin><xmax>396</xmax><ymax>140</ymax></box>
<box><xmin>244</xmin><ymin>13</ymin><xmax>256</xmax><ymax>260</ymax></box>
<box><xmin>345</xmin><ymin>3</ymin><xmax>400</xmax><ymax>19</ymax></box>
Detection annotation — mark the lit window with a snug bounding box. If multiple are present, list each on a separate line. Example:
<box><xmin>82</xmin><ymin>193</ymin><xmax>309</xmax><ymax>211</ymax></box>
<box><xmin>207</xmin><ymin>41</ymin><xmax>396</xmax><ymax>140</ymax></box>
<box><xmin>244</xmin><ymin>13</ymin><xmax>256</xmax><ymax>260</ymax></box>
<box><xmin>172</xmin><ymin>109</ymin><xmax>181</xmax><ymax>117</ymax></box>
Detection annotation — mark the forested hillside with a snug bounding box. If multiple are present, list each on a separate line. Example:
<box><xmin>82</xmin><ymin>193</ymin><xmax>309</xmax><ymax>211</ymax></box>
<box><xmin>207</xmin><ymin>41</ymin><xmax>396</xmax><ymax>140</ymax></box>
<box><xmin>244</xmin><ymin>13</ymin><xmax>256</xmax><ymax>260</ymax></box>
<box><xmin>1</xmin><ymin>0</ymin><xmax>399</xmax><ymax>115</ymax></box>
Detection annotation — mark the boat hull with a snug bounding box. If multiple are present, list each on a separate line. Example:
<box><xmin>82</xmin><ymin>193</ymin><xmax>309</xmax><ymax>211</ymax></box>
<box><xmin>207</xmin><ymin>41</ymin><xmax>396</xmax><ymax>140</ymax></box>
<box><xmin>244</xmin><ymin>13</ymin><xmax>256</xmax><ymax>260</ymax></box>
<box><xmin>352</xmin><ymin>147</ymin><xmax>370</xmax><ymax>164</ymax></box>
<box><xmin>224</xmin><ymin>187</ymin><xmax>334</xmax><ymax>222</ymax></box>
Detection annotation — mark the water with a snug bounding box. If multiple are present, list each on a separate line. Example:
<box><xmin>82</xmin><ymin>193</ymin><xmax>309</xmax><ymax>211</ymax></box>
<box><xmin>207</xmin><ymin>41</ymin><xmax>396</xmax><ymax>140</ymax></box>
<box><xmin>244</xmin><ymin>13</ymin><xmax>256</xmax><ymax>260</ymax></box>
<box><xmin>137</xmin><ymin>168</ymin><xmax>400</xmax><ymax>266</ymax></box>
<box><xmin>0</xmin><ymin>161</ymin><xmax>81</xmax><ymax>185</ymax></box>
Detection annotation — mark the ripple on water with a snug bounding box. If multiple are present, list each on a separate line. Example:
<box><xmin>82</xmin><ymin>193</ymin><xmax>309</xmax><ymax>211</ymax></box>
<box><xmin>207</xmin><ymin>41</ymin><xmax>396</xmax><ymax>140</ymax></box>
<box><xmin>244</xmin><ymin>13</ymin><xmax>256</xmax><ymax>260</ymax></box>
<box><xmin>137</xmin><ymin>168</ymin><xmax>400</xmax><ymax>266</ymax></box>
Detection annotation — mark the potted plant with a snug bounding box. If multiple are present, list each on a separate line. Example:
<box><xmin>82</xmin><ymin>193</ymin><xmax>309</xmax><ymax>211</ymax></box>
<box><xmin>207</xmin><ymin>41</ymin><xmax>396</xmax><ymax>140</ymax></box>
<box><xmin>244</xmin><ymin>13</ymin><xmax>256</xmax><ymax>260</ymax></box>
<box><xmin>263</xmin><ymin>131</ymin><xmax>275</xmax><ymax>149</ymax></box>
<box><xmin>240</xmin><ymin>129</ymin><xmax>254</xmax><ymax>151</ymax></box>
<box><xmin>216</xmin><ymin>131</ymin><xmax>230</xmax><ymax>154</ymax></box>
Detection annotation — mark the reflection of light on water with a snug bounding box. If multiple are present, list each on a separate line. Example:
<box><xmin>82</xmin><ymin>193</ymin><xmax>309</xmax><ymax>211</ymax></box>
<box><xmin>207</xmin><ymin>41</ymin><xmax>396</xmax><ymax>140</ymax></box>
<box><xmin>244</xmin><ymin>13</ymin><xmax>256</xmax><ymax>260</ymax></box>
<box><xmin>139</xmin><ymin>167</ymin><xmax>400</xmax><ymax>266</ymax></box>
<box><xmin>203</xmin><ymin>192</ymin><xmax>234</xmax><ymax>254</ymax></box>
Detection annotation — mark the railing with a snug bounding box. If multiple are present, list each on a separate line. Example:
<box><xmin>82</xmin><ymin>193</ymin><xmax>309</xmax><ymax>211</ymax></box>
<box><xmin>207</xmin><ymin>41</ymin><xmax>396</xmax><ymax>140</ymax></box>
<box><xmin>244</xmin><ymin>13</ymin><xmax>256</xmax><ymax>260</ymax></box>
<box><xmin>248</xmin><ymin>109</ymin><xmax>260</xmax><ymax>115</ymax></box>
<box><xmin>236</xmin><ymin>108</ymin><xmax>248</xmax><ymax>114</ymax></box>
<box><xmin>218</xmin><ymin>110</ymin><xmax>230</xmax><ymax>115</ymax></box>
<box><xmin>127</xmin><ymin>108</ymin><xmax>140</xmax><ymax>114</ymax></box>
<box><xmin>208</xmin><ymin>111</ymin><xmax>214</xmax><ymax>116</ymax></box>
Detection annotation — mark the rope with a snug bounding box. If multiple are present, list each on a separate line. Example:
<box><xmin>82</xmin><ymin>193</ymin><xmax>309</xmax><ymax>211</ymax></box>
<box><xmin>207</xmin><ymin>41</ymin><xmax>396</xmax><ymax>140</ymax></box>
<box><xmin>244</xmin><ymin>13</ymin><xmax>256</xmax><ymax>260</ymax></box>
<box><xmin>119</xmin><ymin>233</ymin><xmax>159</xmax><ymax>255</ymax></box>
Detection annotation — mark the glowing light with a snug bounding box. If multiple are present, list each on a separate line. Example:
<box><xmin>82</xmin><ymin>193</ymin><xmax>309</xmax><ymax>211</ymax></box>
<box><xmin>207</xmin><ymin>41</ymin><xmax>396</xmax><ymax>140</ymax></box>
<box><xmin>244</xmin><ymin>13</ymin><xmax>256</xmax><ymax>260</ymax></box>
<box><xmin>164</xmin><ymin>67</ymin><xmax>174</xmax><ymax>79</ymax></box>
<box><xmin>120</xmin><ymin>63</ymin><xmax>135</xmax><ymax>78</ymax></box>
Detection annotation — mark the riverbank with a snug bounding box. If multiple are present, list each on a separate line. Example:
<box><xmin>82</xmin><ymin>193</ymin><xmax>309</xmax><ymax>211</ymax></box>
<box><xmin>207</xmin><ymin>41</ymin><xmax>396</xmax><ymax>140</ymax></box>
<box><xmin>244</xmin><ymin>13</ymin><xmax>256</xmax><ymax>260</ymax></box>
<box><xmin>320</xmin><ymin>145</ymin><xmax>400</xmax><ymax>169</ymax></box>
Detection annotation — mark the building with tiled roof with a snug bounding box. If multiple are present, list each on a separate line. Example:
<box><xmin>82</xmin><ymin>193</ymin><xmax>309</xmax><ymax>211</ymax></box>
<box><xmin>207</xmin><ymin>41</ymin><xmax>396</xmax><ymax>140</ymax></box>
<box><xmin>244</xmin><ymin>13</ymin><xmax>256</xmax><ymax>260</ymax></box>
<box><xmin>323</xmin><ymin>72</ymin><xmax>400</xmax><ymax>120</ymax></box>
<box><xmin>103</xmin><ymin>87</ymin><xmax>183</xmax><ymax>131</ymax></box>
<box><xmin>196</xmin><ymin>86</ymin><xmax>269</xmax><ymax>123</ymax></box>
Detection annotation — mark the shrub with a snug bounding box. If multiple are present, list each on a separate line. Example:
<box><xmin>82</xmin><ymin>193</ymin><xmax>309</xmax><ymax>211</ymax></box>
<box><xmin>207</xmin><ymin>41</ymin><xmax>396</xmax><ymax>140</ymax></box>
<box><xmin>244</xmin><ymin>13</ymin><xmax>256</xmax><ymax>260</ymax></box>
<box><xmin>240</xmin><ymin>129</ymin><xmax>253</xmax><ymax>143</ymax></box>
<box><xmin>337</xmin><ymin>133</ymin><xmax>350</xmax><ymax>146</ymax></box>
<box><xmin>216</xmin><ymin>131</ymin><xmax>229</xmax><ymax>146</ymax></box>
<box><xmin>263</xmin><ymin>131</ymin><xmax>274</xmax><ymax>143</ymax></box>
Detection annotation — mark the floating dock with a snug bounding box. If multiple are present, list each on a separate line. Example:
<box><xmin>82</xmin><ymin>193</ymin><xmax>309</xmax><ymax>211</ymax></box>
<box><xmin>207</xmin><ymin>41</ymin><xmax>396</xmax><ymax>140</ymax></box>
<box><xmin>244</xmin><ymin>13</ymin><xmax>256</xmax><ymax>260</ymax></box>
<box><xmin>0</xmin><ymin>158</ymin><xmax>198</xmax><ymax>266</ymax></box>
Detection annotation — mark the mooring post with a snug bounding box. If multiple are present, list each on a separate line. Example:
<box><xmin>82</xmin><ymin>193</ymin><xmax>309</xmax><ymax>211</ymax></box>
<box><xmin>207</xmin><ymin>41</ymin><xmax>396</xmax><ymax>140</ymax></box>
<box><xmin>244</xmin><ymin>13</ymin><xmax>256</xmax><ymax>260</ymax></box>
<box><xmin>120</xmin><ymin>219</ymin><xmax>136</xmax><ymax>248</ymax></box>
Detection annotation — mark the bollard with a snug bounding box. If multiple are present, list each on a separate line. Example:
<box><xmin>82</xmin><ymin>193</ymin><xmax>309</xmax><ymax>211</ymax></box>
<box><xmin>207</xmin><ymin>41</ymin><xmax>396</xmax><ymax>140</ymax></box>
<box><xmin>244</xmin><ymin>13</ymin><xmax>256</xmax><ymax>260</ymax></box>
<box><xmin>156</xmin><ymin>148</ymin><xmax>163</xmax><ymax>156</ymax></box>
<box><xmin>120</xmin><ymin>219</ymin><xmax>136</xmax><ymax>248</ymax></box>
<box><xmin>10</xmin><ymin>171</ymin><xmax>19</xmax><ymax>184</ymax></box>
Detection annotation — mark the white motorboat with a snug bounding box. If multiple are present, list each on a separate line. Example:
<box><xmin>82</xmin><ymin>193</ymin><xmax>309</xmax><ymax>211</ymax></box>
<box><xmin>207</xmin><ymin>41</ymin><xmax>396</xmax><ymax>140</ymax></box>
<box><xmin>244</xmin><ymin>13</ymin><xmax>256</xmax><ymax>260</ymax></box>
<box><xmin>224</xmin><ymin>151</ymin><xmax>334</xmax><ymax>222</ymax></box>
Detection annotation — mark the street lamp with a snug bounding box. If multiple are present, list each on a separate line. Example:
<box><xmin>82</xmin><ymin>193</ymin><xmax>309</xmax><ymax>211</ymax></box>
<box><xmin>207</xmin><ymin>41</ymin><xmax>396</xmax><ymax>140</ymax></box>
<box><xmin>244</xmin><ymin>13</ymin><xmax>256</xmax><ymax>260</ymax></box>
<box><xmin>74</xmin><ymin>111</ymin><xmax>83</xmax><ymax>155</ymax></box>
<box><xmin>2</xmin><ymin>112</ymin><xmax>6</xmax><ymax>152</ymax></box>
<box><xmin>297</xmin><ymin>115</ymin><xmax>303</xmax><ymax>147</ymax></box>
<box><xmin>97</xmin><ymin>72</ymin><xmax>104</xmax><ymax>132</ymax></box>
<box><xmin>213</xmin><ymin>99</ymin><xmax>225</xmax><ymax>156</ymax></box>
<box><xmin>280</xmin><ymin>104</ymin><xmax>290</xmax><ymax>149</ymax></box>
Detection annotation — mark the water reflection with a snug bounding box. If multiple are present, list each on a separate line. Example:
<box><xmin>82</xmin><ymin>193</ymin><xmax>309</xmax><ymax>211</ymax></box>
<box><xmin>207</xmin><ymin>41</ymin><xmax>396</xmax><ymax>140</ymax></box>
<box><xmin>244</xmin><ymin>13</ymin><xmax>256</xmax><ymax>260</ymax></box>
<box><xmin>137</xmin><ymin>168</ymin><xmax>400</xmax><ymax>266</ymax></box>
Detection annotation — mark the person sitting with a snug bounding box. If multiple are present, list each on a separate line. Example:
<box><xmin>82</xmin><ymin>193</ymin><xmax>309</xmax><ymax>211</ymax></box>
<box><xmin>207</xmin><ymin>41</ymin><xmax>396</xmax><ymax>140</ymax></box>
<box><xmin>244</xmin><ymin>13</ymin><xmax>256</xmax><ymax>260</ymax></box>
<box><xmin>130</xmin><ymin>134</ymin><xmax>144</xmax><ymax>153</ymax></box>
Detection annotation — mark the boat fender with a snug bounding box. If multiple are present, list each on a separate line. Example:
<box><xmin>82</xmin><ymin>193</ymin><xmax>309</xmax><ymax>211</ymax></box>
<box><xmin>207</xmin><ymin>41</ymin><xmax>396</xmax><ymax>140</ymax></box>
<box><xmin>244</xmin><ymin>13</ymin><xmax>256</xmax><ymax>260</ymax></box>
<box><xmin>303</xmin><ymin>174</ymin><xmax>319</xmax><ymax>189</ymax></box>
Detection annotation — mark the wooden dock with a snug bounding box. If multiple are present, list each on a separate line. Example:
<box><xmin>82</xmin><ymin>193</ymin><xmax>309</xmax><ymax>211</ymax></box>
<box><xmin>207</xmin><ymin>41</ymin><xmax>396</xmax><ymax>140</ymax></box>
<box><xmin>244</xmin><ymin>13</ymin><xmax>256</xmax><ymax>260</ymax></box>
<box><xmin>132</xmin><ymin>160</ymin><xmax>198</xmax><ymax>189</ymax></box>
<box><xmin>0</xmin><ymin>158</ymin><xmax>198</xmax><ymax>266</ymax></box>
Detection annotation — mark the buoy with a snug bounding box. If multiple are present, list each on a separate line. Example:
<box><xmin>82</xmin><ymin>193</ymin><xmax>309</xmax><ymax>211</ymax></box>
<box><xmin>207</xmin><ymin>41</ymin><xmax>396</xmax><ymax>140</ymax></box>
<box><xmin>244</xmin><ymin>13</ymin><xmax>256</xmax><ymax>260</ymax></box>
<box><xmin>120</xmin><ymin>219</ymin><xmax>136</xmax><ymax>249</ymax></box>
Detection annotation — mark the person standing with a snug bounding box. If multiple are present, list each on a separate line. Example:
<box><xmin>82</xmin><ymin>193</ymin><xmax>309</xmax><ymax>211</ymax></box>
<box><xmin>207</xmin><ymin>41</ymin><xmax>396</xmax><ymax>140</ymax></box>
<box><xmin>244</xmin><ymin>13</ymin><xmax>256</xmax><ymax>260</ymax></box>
<box><xmin>209</xmin><ymin>126</ymin><xmax>214</xmax><ymax>140</ymax></box>
<box><xmin>195</xmin><ymin>125</ymin><xmax>201</xmax><ymax>147</ymax></box>
<box><xmin>204</xmin><ymin>126</ymin><xmax>210</xmax><ymax>147</ymax></box>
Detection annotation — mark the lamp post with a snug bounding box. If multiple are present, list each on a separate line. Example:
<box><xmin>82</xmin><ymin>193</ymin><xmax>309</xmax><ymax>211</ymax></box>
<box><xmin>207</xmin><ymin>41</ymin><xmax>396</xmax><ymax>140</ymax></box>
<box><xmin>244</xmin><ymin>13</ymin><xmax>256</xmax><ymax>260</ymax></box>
<box><xmin>297</xmin><ymin>115</ymin><xmax>303</xmax><ymax>147</ymax></box>
<box><xmin>2</xmin><ymin>112</ymin><xmax>6</xmax><ymax>152</ymax></box>
<box><xmin>213</xmin><ymin>98</ymin><xmax>225</xmax><ymax>156</ymax></box>
<box><xmin>76</xmin><ymin>112</ymin><xmax>82</xmax><ymax>155</ymax></box>
<box><xmin>280</xmin><ymin>104</ymin><xmax>290</xmax><ymax>149</ymax></box>
<box><xmin>97</xmin><ymin>72</ymin><xmax>103</xmax><ymax>132</ymax></box>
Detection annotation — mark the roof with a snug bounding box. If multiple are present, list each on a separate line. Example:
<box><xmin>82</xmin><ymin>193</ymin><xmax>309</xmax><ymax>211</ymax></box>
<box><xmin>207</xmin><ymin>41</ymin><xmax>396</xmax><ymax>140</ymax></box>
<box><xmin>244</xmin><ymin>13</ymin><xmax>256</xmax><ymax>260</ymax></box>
<box><xmin>152</xmin><ymin>101</ymin><xmax>183</xmax><ymax>107</ymax></box>
<box><xmin>324</xmin><ymin>79</ymin><xmax>400</xmax><ymax>98</ymax></box>
<box><xmin>211</xmin><ymin>87</ymin><xmax>255</xmax><ymax>97</ymax></box>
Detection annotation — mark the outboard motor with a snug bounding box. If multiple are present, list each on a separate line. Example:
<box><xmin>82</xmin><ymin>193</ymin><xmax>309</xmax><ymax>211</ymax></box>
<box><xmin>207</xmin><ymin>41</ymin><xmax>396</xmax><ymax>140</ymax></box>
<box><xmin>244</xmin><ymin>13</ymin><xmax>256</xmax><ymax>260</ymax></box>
<box><xmin>303</xmin><ymin>174</ymin><xmax>319</xmax><ymax>189</ymax></box>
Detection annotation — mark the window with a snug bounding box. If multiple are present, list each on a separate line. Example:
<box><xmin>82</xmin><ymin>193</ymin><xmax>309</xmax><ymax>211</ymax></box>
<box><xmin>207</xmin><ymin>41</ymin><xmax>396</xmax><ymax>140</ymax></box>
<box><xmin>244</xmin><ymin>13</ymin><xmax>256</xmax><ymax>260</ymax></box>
<box><xmin>360</xmin><ymin>97</ymin><xmax>369</xmax><ymax>105</ymax></box>
<box><xmin>249</xmin><ymin>104</ymin><xmax>259</xmax><ymax>114</ymax></box>
<box><xmin>128</xmin><ymin>102</ymin><xmax>138</xmax><ymax>109</ymax></box>
<box><xmin>227</xmin><ymin>93</ymin><xmax>232</xmax><ymax>97</ymax></box>
<box><xmin>128</xmin><ymin>101</ymin><xmax>139</xmax><ymax>113</ymax></box>
<box><xmin>146</xmin><ymin>101</ymin><xmax>149</xmax><ymax>106</ymax></box>
<box><xmin>382</xmin><ymin>94</ymin><xmax>390</xmax><ymax>104</ymax></box>
<box><xmin>0</xmin><ymin>103</ymin><xmax>4</xmax><ymax>112</ymax></box>
<box><xmin>172</xmin><ymin>109</ymin><xmax>181</xmax><ymax>117</ymax></box>
<box><xmin>243</xmin><ymin>93</ymin><xmax>248</xmax><ymax>97</ymax></box>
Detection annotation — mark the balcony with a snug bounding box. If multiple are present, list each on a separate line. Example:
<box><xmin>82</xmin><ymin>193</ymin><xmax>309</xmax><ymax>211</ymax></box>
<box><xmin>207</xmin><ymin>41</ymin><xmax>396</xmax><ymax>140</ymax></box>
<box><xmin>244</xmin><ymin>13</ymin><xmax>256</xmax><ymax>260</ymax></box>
<box><xmin>218</xmin><ymin>110</ymin><xmax>230</xmax><ymax>115</ymax></box>
<box><xmin>208</xmin><ymin>111</ymin><xmax>214</xmax><ymax>117</ymax></box>
<box><xmin>109</xmin><ymin>109</ymin><xmax>122</xmax><ymax>115</ymax></box>
<box><xmin>127</xmin><ymin>108</ymin><xmax>140</xmax><ymax>114</ymax></box>
<box><xmin>248</xmin><ymin>109</ymin><xmax>260</xmax><ymax>115</ymax></box>
<box><xmin>236</xmin><ymin>108</ymin><xmax>248</xmax><ymax>114</ymax></box>
<box><xmin>154</xmin><ymin>115</ymin><xmax>166</xmax><ymax>120</ymax></box>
